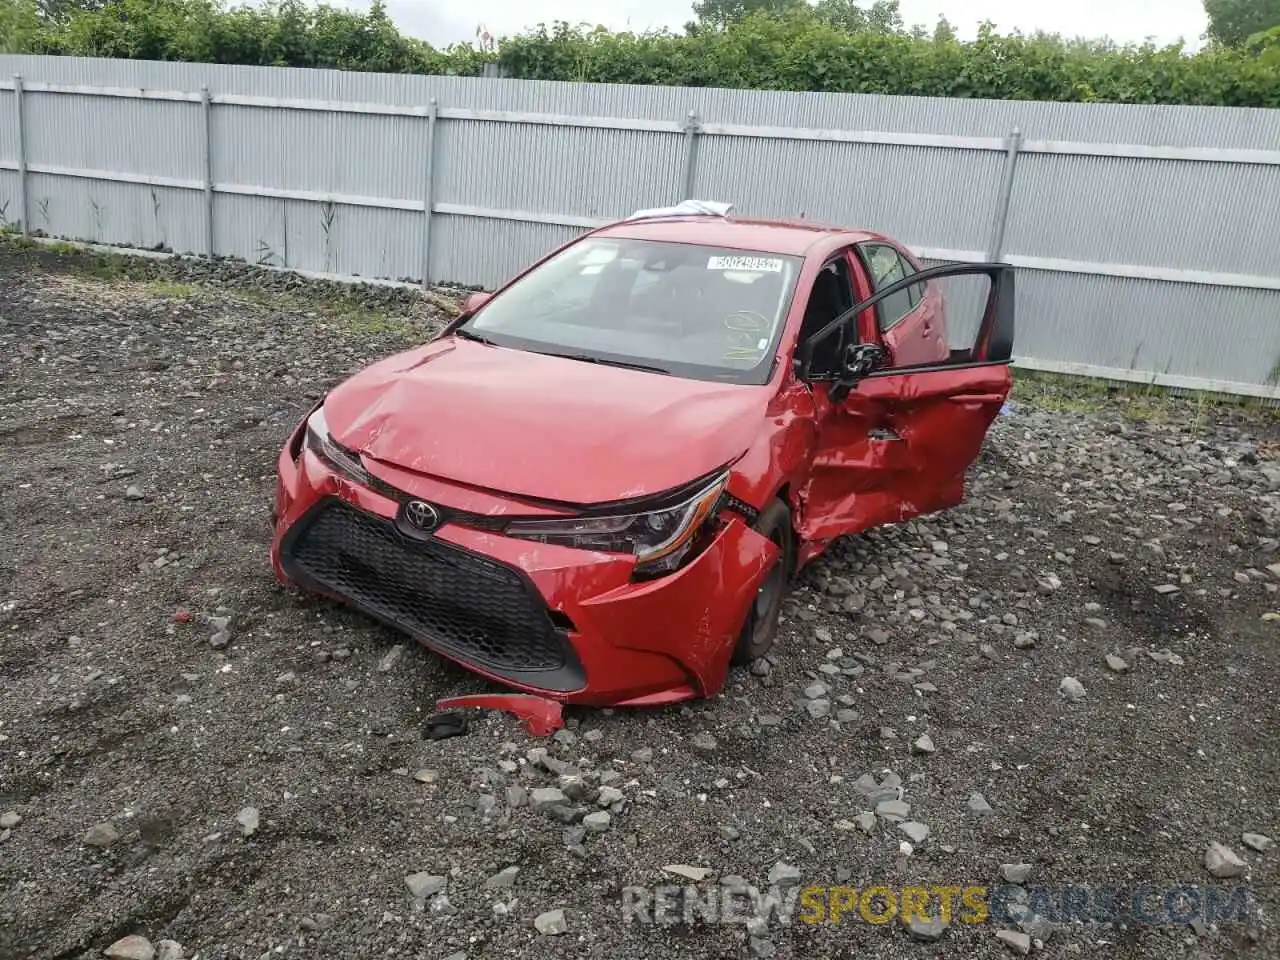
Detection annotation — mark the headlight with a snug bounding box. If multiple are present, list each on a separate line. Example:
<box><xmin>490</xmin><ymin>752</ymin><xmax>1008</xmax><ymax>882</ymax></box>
<box><xmin>504</xmin><ymin>471</ymin><xmax>729</xmax><ymax>575</ymax></box>
<box><xmin>304</xmin><ymin>406</ymin><xmax>372</xmax><ymax>485</ymax></box>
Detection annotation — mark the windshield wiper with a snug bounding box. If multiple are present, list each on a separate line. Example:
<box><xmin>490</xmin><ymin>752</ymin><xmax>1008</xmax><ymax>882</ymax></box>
<box><xmin>535</xmin><ymin>351</ymin><xmax>671</xmax><ymax>375</ymax></box>
<box><xmin>451</xmin><ymin>327</ymin><xmax>497</xmax><ymax>346</ymax></box>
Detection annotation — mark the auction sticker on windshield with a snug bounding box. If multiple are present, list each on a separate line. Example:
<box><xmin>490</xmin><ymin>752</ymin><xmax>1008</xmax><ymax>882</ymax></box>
<box><xmin>707</xmin><ymin>256</ymin><xmax>785</xmax><ymax>272</ymax></box>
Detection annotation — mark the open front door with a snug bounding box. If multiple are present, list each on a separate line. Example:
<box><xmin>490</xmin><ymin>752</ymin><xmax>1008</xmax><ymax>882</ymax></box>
<box><xmin>796</xmin><ymin>263</ymin><xmax>1015</xmax><ymax>544</ymax></box>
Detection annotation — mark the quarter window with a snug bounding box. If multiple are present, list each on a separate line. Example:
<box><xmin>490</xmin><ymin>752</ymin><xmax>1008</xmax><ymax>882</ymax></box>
<box><xmin>862</xmin><ymin>243</ymin><xmax>921</xmax><ymax>332</ymax></box>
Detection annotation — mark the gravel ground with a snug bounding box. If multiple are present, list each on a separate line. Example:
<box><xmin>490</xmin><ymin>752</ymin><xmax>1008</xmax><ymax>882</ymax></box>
<box><xmin>1</xmin><ymin>242</ymin><xmax>1277</xmax><ymax>960</ymax></box>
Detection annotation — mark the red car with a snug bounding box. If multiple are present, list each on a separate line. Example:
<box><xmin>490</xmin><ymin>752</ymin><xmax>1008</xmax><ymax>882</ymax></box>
<box><xmin>270</xmin><ymin>202</ymin><xmax>1014</xmax><ymax>708</ymax></box>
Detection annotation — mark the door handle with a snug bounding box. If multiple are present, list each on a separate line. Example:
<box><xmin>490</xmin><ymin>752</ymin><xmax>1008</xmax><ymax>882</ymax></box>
<box><xmin>950</xmin><ymin>393</ymin><xmax>1005</xmax><ymax>403</ymax></box>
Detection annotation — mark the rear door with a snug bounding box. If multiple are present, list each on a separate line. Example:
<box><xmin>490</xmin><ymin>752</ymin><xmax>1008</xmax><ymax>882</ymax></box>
<box><xmin>795</xmin><ymin>263</ymin><xmax>1014</xmax><ymax>543</ymax></box>
<box><xmin>856</xmin><ymin>242</ymin><xmax>947</xmax><ymax>367</ymax></box>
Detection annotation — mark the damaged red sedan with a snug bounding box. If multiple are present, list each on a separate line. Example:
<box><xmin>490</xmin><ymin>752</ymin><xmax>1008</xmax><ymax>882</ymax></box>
<box><xmin>270</xmin><ymin>201</ymin><xmax>1015</xmax><ymax>708</ymax></box>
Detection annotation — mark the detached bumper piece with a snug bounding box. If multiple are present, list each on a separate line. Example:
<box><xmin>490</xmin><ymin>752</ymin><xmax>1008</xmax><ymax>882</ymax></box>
<box><xmin>280</xmin><ymin>498</ymin><xmax>585</xmax><ymax>692</ymax></box>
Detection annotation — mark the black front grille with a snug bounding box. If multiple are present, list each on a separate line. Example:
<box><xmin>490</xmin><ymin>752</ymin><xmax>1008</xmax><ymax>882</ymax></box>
<box><xmin>282</xmin><ymin>499</ymin><xmax>583</xmax><ymax>690</ymax></box>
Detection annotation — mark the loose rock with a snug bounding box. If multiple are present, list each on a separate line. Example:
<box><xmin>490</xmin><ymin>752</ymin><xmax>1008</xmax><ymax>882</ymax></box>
<box><xmin>1205</xmin><ymin>842</ymin><xmax>1247</xmax><ymax>878</ymax></box>
<box><xmin>1242</xmin><ymin>832</ymin><xmax>1273</xmax><ymax>853</ymax></box>
<box><xmin>1000</xmin><ymin>863</ymin><xmax>1033</xmax><ymax>884</ymax></box>
<box><xmin>534</xmin><ymin>908</ymin><xmax>568</xmax><ymax>935</ymax></box>
<box><xmin>898</xmin><ymin>821</ymin><xmax>930</xmax><ymax>844</ymax></box>
<box><xmin>767</xmin><ymin>861</ymin><xmax>802</xmax><ymax>887</ymax></box>
<box><xmin>995</xmin><ymin>929</ymin><xmax>1032</xmax><ymax>955</ymax></box>
<box><xmin>904</xmin><ymin>915</ymin><xmax>948</xmax><ymax>942</ymax></box>
<box><xmin>1105</xmin><ymin>654</ymin><xmax>1130</xmax><ymax>673</ymax></box>
<box><xmin>235</xmin><ymin>806</ymin><xmax>259</xmax><ymax>837</ymax></box>
<box><xmin>104</xmin><ymin>935</ymin><xmax>155</xmax><ymax>960</ymax></box>
<box><xmin>405</xmin><ymin>872</ymin><xmax>447</xmax><ymax>898</ymax></box>
<box><xmin>967</xmin><ymin>792</ymin><xmax>994</xmax><ymax>816</ymax></box>
<box><xmin>1058</xmin><ymin>676</ymin><xmax>1087</xmax><ymax>702</ymax></box>
<box><xmin>876</xmin><ymin>799</ymin><xmax>910</xmax><ymax>822</ymax></box>
<box><xmin>530</xmin><ymin>787</ymin><xmax>567</xmax><ymax>809</ymax></box>
<box><xmin>377</xmin><ymin>644</ymin><xmax>404</xmax><ymax>672</ymax></box>
<box><xmin>663</xmin><ymin>864</ymin><xmax>714</xmax><ymax>882</ymax></box>
<box><xmin>84</xmin><ymin>822</ymin><xmax>120</xmax><ymax>848</ymax></box>
<box><xmin>690</xmin><ymin>731</ymin><xmax>718</xmax><ymax>752</ymax></box>
<box><xmin>485</xmin><ymin>866</ymin><xmax>520</xmax><ymax>889</ymax></box>
<box><xmin>805</xmin><ymin>698</ymin><xmax>831</xmax><ymax>719</ymax></box>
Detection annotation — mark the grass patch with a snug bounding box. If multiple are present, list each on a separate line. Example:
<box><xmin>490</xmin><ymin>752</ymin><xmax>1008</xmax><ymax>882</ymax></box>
<box><xmin>146</xmin><ymin>280</ymin><xmax>198</xmax><ymax>299</ymax></box>
<box><xmin>325</xmin><ymin>304</ymin><xmax>417</xmax><ymax>337</ymax></box>
<box><xmin>86</xmin><ymin>255</ymin><xmax>125</xmax><ymax>280</ymax></box>
<box><xmin>1013</xmin><ymin>367</ymin><xmax>1280</xmax><ymax>428</ymax></box>
<box><xmin>1011</xmin><ymin>369</ymin><xmax>1109</xmax><ymax>413</ymax></box>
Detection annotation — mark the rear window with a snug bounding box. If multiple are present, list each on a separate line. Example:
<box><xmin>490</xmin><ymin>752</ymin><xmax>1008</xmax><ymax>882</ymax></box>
<box><xmin>462</xmin><ymin>237</ymin><xmax>803</xmax><ymax>385</ymax></box>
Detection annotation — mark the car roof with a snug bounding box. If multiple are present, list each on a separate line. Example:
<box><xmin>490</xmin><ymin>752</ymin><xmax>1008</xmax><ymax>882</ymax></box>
<box><xmin>596</xmin><ymin>215</ymin><xmax>881</xmax><ymax>257</ymax></box>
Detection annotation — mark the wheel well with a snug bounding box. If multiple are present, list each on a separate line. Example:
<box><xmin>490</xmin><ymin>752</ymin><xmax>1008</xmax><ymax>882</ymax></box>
<box><xmin>770</xmin><ymin>483</ymin><xmax>799</xmax><ymax>575</ymax></box>
<box><xmin>775</xmin><ymin>482</ymin><xmax>792</xmax><ymax>510</ymax></box>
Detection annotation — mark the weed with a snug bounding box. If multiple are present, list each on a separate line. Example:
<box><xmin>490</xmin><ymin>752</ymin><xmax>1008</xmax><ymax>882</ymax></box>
<box><xmin>88</xmin><ymin>255</ymin><xmax>124</xmax><ymax>280</ymax></box>
<box><xmin>150</xmin><ymin>187</ymin><xmax>166</xmax><ymax>250</ymax></box>
<box><xmin>147</xmin><ymin>280</ymin><xmax>197</xmax><ymax>298</ymax></box>
<box><xmin>254</xmin><ymin>239</ymin><xmax>278</xmax><ymax>266</ymax></box>
<box><xmin>320</xmin><ymin>200</ymin><xmax>337</xmax><ymax>274</ymax></box>
<box><xmin>89</xmin><ymin>197</ymin><xmax>105</xmax><ymax>239</ymax></box>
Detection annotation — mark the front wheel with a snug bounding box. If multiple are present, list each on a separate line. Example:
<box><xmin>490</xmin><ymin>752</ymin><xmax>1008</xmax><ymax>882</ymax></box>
<box><xmin>731</xmin><ymin>498</ymin><xmax>794</xmax><ymax>665</ymax></box>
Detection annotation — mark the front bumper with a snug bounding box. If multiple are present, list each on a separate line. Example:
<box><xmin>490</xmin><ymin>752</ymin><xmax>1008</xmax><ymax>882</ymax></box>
<box><xmin>269</xmin><ymin>425</ymin><xmax>778</xmax><ymax>707</ymax></box>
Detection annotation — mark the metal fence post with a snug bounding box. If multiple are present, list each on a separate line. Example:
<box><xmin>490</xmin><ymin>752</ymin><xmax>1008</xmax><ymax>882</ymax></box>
<box><xmin>421</xmin><ymin>97</ymin><xmax>438</xmax><ymax>289</ymax></box>
<box><xmin>200</xmin><ymin>86</ymin><xmax>214</xmax><ymax>258</ymax></box>
<box><xmin>680</xmin><ymin>110</ymin><xmax>701</xmax><ymax>200</ymax></box>
<box><xmin>13</xmin><ymin>75</ymin><xmax>28</xmax><ymax>236</ymax></box>
<box><xmin>986</xmin><ymin>127</ymin><xmax>1022</xmax><ymax>262</ymax></box>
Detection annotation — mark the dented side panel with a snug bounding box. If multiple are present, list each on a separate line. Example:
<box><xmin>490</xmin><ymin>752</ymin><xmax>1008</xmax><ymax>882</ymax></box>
<box><xmin>797</xmin><ymin>363</ymin><xmax>1011</xmax><ymax>542</ymax></box>
<box><xmin>573</xmin><ymin>519</ymin><xmax>778</xmax><ymax>699</ymax></box>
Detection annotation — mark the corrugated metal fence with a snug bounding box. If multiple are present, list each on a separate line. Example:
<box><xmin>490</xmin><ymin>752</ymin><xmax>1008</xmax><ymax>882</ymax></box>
<box><xmin>1</xmin><ymin>55</ymin><xmax>1277</xmax><ymax>398</ymax></box>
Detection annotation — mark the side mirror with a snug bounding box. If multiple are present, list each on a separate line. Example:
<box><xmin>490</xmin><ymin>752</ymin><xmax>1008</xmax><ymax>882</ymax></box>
<box><xmin>841</xmin><ymin>342</ymin><xmax>885</xmax><ymax>379</ymax></box>
<box><xmin>461</xmin><ymin>291</ymin><xmax>492</xmax><ymax>315</ymax></box>
<box><xmin>830</xmin><ymin>343</ymin><xmax>886</xmax><ymax>402</ymax></box>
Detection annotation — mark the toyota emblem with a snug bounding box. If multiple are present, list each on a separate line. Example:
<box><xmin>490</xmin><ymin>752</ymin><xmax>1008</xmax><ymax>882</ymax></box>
<box><xmin>404</xmin><ymin>500</ymin><xmax>440</xmax><ymax>532</ymax></box>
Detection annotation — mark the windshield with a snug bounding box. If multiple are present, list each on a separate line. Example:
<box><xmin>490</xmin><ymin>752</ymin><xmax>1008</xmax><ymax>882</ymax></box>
<box><xmin>459</xmin><ymin>237</ymin><xmax>802</xmax><ymax>385</ymax></box>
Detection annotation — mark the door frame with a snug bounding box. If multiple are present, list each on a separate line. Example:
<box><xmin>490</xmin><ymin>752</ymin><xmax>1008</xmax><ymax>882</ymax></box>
<box><xmin>796</xmin><ymin>261</ymin><xmax>1016</xmax><ymax>385</ymax></box>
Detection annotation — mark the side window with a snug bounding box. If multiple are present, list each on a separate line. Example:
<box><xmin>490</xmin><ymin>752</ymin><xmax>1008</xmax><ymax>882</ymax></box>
<box><xmin>798</xmin><ymin>255</ymin><xmax>855</xmax><ymax>373</ymax></box>
<box><xmin>861</xmin><ymin>243</ymin><xmax>919</xmax><ymax>332</ymax></box>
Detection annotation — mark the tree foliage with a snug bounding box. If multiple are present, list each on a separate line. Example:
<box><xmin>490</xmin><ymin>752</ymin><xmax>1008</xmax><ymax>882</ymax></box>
<box><xmin>497</xmin><ymin>17</ymin><xmax>1280</xmax><ymax>107</ymax></box>
<box><xmin>1</xmin><ymin>0</ymin><xmax>1277</xmax><ymax>108</ymax></box>
<box><xmin>0</xmin><ymin>0</ymin><xmax>42</xmax><ymax>53</ymax></box>
<box><xmin>1204</xmin><ymin>0</ymin><xmax>1280</xmax><ymax>47</ymax></box>
<box><xmin>690</xmin><ymin>0</ymin><xmax>804</xmax><ymax>31</ymax></box>
<box><xmin>24</xmin><ymin>0</ymin><xmax>489</xmax><ymax>72</ymax></box>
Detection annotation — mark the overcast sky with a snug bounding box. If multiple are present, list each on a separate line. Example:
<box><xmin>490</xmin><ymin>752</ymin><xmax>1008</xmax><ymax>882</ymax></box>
<box><xmin>351</xmin><ymin>0</ymin><xmax>1209</xmax><ymax>50</ymax></box>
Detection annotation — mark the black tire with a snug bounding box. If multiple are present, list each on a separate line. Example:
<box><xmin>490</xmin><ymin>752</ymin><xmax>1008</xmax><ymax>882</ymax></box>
<box><xmin>731</xmin><ymin>497</ymin><xmax>794</xmax><ymax>665</ymax></box>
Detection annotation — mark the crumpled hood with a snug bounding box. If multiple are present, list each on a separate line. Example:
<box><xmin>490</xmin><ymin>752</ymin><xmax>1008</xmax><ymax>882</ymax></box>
<box><xmin>321</xmin><ymin>337</ymin><xmax>768</xmax><ymax>504</ymax></box>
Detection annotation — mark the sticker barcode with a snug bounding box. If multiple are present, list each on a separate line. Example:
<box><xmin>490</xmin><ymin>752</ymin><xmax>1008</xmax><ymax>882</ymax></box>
<box><xmin>707</xmin><ymin>256</ymin><xmax>784</xmax><ymax>273</ymax></box>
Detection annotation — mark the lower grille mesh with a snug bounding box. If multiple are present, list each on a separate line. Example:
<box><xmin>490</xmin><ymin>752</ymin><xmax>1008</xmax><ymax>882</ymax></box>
<box><xmin>284</xmin><ymin>500</ymin><xmax>575</xmax><ymax>678</ymax></box>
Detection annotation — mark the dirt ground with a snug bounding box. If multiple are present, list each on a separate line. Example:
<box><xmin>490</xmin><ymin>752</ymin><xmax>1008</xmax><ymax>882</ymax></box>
<box><xmin>1</xmin><ymin>242</ymin><xmax>1277</xmax><ymax>960</ymax></box>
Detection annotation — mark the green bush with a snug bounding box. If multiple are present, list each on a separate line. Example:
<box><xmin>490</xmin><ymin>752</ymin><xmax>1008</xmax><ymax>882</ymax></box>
<box><xmin>496</xmin><ymin>17</ymin><xmax>1280</xmax><ymax>107</ymax></box>
<box><xmin>6</xmin><ymin>0</ymin><xmax>1279</xmax><ymax>108</ymax></box>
